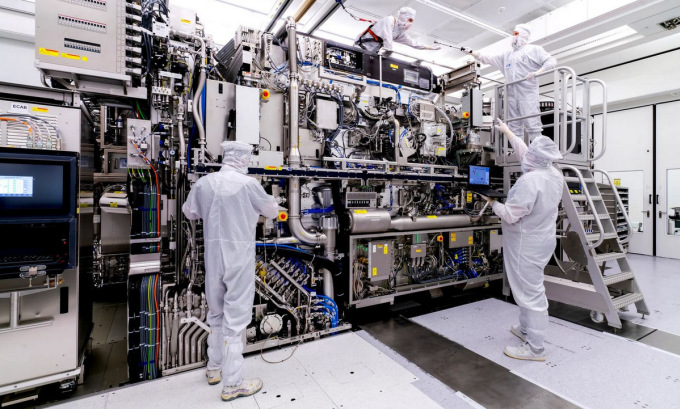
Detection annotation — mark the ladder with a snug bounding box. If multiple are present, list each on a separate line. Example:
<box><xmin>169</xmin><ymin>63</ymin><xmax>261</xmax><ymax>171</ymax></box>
<box><xmin>544</xmin><ymin>165</ymin><xmax>650</xmax><ymax>329</ymax></box>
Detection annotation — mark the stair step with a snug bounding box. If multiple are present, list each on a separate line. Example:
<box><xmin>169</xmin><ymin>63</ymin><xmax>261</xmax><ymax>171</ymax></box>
<box><xmin>611</xmin><ymin>292</ymin><xmax>644</xmax><ymax>310</ymax></box>
<box><xmin>564</xmin><ymin>177</ymin><xmax>595</xmax><ymax>183</ymax></box>
<box><xmin>593</xmin><ymin>252</ymin><xmax>627</xmax><ymax>263</ymax></box>
<box><xmin>578</xmin><ymin>213</ymin><xmax>611</xmax><ymax>221</ymax></box>
<box><xmin>586</xmin><ymin>232</ymin><xmax>619</xmax><ymax>241</ymax></box>
<box><xmin>571</xmin><ymin>195</ymin><xmax>603</xmax><ymax>202</ymax></box>
<box><xmin>603</xmin><ymin>271</ymin><xmax>635</xmax><ymax>286</ymax></box>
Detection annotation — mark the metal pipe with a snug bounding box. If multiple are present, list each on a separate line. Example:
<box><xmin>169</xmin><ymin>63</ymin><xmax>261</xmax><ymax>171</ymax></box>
<box><xmin>390</xmin><ymin>214</ymin><xmax>476</xmax><ymax>232</ymax></box>
<box><xmin>177</xmin><ymin>106</ymin><xmax>186</xmax><ymax>162</ymax></box>
<box><xmin>287</xmin><ymin>17</ymin><xmax>301</xmax><ymax>168</ymax></box>
<box><xmin>190</xmin><ymin>294</ymin><xmax>207</xmax><ymax>362</ymax></box>
<box><xmin>288</xmin><ymin>177</ymin><xmax>328</xmax><ymax>245</ymax></box>
<box><xmin>177</xmin><ymin>322</ymin><xmax>189</xmax><ymax>367</ymax></box>
<box><xmin>321</xmin><ymin>268</ymin><xmax>334</xmax><ymax>300</ymax></box>
<box><xmin>391</xmin><ymin>115</ymin><xmax>404</xmax><ymax>165</ymax></box>
<box><xmin>170</xmin><ymin>293</ymin><xmax>179</xmax><ymax>367</ymax></box>
<box><xmin>80</xmin><ymin>104</ymin><xmax>95</xmax><ymax>128</ymax></box>
<box><xmin>184</xmin><ymin>323</ymin><xmax>198</xmax><ymax>364</ymax></box>
<box><xmin>9</xmin><ymin>292</ymin><xmax>18</xmax><ymax>330</ymax></box>
<box><xmin>197</xmin><ymin>331</ymin><xmax>208</xmax><ymax>362</ymax></box>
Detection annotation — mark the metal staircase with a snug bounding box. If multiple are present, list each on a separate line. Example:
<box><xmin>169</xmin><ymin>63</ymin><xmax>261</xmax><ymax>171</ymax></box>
<box><xmin>545</xmin><ymin>165</ymin><xmax>650</xmax><ymax>328</ymax></box>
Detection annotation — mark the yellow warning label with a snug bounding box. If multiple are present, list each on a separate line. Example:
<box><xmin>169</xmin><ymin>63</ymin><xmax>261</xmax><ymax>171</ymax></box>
<box><xmin>390</xmin><ymin>64</ymin><xmax>398</xmax><ymax>69</ymax></box>
<box><xmin>110</xmin><ymin>202</ymin><xmax>118</xmax><ymax>208</ymax></box>
<box><xmin>39</xmin><ymin>47</ymin><xmax>59</xmax><ymax>57</ymax></box>
<box><xmin>372</xmin><ymin>267</ymin><xmax>377</xmax><ymax>276</ymax></box>
<box><xmin>264</xmin><ymin>166</ymin><xmax>278</xmax><ymax>170</ymax></box>
<box><xmin>80</xmin><ymin>203</ymin><xmax>89</xmax><ymax>208</ymax></box>
<box><xmin>181</xmin><ymin>18</ymin><xmax>191</xmax><ymax>24</ymax></box>
<box><xmin>61</xmin><ymin>52</ymin><xmax>81</xmax><ymax>60</ymax></box>
<box><xmin>468</xmin><ymin>236</ymin><xmax>474</xmax><ymax>245</ymax></box>
<box><xmin>32</xmin><ymin>107</ymin><xmax>49</xmax><ymax>113</ymax></box>
<box><xmin>466</xmin><ymin>192</ymin><xmax>473</xmax><ymax>203</ymax></box>
<box><xmin>114</xmin><ymin>191</ymin><xmax>124</xmax><ymax>194</ymax></box>
<box><xmin>353</xmin><ymin>209</ymin><xmax>367</xmax><ymax>214</ymax></box>
<box><xmin>427</xmin><ymin>215</ymin><xmax>437</xmax><ymax>219</ymax></box>
<box><xmin>416</xmin><ymin>249</ymin><xmax>422</xmax><ymax>253</ymax></box>
<box><xmin>83</xmin><ymin>56</ymin><xmax>89</xmax><ymax>62</ymax></box>
<box><xmin>613</xmin><ymin>179</ymin><xmax>621</xmax><ymax>186</ymax></box>
<box><xmin>451</xmin><ymin>233</ymin><xmax>457</xmax><ymax>241</ymax></box>
<box><xmin>384</xmin><ymin>245</ymin><xmax>388</xmax><ymax>254</ymax></box>
<box><xmin>77</xmin><ymin>208</ymin><xmax>80</xmax><ymax>214</ymax></box>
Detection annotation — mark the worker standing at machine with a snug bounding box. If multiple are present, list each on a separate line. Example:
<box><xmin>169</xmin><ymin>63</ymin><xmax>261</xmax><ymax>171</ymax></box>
<box><xmin>463</xmin><ymin>24</ymin><xmax>556</xmax><ymax>139</ymax></box>
<box><xmin>354</xmin><ymin>7</ymin><xmax>441</xmax><ymax>53</ymax></box>
<box><xmin>182</xmin><ymin>141</ymin><xmax>278</xmax><ymax>401</ymax></box>
<box><xmin>482</xmin><ymin>119</ymin><xmax>563</xmax><ymax>361</ymax></box>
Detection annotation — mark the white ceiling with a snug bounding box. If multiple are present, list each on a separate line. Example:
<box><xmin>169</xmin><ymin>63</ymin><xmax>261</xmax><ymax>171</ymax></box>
<box><xmin>169</xmin><ymin>0</ymin><xmax>680</xmax><ymax>79</ymax></box>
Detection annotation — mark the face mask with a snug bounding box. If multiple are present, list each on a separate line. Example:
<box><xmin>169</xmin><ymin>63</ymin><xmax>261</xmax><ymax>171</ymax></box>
<box><xmin>512</xmin><ymin>35</ymin><xmax>527</xmax><ymax>51</ymax></box>
<box><xmin>397</xmin><ymin>17</ymin><xmax>413</xmax><ymax>30</ymax></box>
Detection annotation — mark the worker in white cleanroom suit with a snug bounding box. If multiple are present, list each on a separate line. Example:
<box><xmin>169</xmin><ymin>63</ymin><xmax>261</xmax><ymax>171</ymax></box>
<box><xmin>182</xmin><ymin>141</ymin><xmax>278</xmax><ymax>401</ymax></box>
<box><xmin>483</xmin><ymin>119</ymin><xmax>563</xmax><ymax>361</ymax></box>
<box><xmin>464</xmin><ymin>24</ymin><xmax>556</xmax><ymax>139</ymax></box>
<box><xmin>355</xmin><ymin>7</ymin><xmax>441</xmax><ymax>53</ymax></box>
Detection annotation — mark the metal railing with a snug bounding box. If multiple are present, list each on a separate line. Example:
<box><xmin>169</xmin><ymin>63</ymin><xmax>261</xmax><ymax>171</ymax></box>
<box><xmin>561</xmin><ymin>165</ymin><xmax>605</xmax><ymax>249</ymax></box>
<box><xmin>494</xmin><ymin>66</ymin><xmax>608</xmax><ymax>164</ymax></box>
<box><xmin>592</xmin><ymin>169</ymin><xmax>632</xmax><ymax>244</ymax></box>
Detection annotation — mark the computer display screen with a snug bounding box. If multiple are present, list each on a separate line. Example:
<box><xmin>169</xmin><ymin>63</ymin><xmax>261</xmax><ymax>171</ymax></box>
<box><xmin>0</xmin><ymin>162</ymin><xmax>66</xmax><ymax>214</ymax></box>
<box><xmin>469</xmin><ymin>165</ymin><xmax>490</xmax><ymax>186</ymax></box>
<box><xmin>0</xmin><ymin>176</ymin><xmax>33</xmax><ymax>197</ymax></box>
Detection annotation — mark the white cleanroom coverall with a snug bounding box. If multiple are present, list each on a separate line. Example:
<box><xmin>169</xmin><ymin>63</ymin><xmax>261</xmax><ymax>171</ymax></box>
<box><xmin>476</xmin><ymin>25</ymin><xmax>556</xmax><ymax>139</ymax></box>
<box><xmin>354</xmin><ymin>7</ymin><xmax>440</xmax><ymax>53</ymax></box>
<box><xmin>182</xmin><ymin>141</ymin><xmax>278</xmax><ymax>386</ymax></box>
<box><xmin>491</xmin><ymin>135</ymin><xmax>563</xmax><ymax>353</ymax></box>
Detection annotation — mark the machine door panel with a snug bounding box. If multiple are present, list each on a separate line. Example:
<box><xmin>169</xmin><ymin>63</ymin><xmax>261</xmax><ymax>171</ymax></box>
<box><xmin>593</xmin><ymin>107</ymin><xmax>653</xmax><ymax>255</ymax></box>
<box><xmin>656</xmin><ymin>101</ymin><xmax>680</xmax><ymax>259</ymax></box>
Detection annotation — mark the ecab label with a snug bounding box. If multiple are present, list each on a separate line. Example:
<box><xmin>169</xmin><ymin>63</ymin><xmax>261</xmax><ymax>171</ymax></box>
<box><xmin>9</xmin><ymin>102</ymin><xmax>29</xmax><ymax>114</ymax></box>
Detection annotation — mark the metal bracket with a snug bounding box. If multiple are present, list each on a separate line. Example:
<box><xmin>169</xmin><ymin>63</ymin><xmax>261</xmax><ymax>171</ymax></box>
<box><xmin>180</xmin><ymin>316</ymin><xmax>210</xmax><ymax>333</ymax></box>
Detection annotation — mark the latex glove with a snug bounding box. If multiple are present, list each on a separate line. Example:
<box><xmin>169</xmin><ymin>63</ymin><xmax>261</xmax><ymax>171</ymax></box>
<box><xmin>525</xmin><ymin>71</ymin><xmax>537</xmax><ymax>80</ymax></box>
<box><xmin>427</xmin><ymin>45</ymin><xmax>442</xmax><ymax>51</ymax></box>
<box><xmin>494</xmin><ymin>118</ymin><xmax>511</xmax><ymax>136</ymax></box>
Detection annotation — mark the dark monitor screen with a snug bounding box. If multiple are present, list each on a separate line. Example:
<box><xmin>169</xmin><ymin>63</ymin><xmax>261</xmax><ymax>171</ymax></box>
<box><xmin>0</xmin><ymin>154</ymin><xmax>74</xmax><ymax>217</ymax></box>
<box><xmin>469</xmin><ymin>165</ymin><xmax>490</xmax><ymax>186</ymax></box>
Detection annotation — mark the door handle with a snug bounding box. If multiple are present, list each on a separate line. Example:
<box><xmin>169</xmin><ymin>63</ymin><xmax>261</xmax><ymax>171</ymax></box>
<box><xmin>642</xmin><ymin>210</ymin><xmax>650</xmax><ymax>218</ymax></box>
<box><xmin>659</xmin><ymin>211</ymin><xmax>667</xmax><ymax>218</ymax></box>
<box><xmin>656</xmin><ymin>194</ymin><xmax>659</xmax><ymax>205</ymax></box>
<box><xmin>649</xmin><ymin>194</ymin><xmax>652</xmax><ymax>204</ymax></box>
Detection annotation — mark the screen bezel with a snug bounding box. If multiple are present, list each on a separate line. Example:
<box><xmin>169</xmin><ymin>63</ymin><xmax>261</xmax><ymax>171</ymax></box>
<box><xmin>468</xmin><ymin>165</ymin><xmax>490</xmax><ymax>187</ymax></box>
<box><xmin>0</xmin><ymin>149</ymin><xmax>77</xmax><ymax>219</ymax></box>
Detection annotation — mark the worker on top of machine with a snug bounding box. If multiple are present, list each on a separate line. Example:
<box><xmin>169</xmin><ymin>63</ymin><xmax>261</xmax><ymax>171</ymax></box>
<box><xmin>482</xmin><ymin>119</ymin><xmax>563</xmax><ymax>362</ymax></box>
<box><xmin>463</xmin><ymin>24</ymin><xmax>556</xmax><ymax>139</ymax></box>
<box><xmin>354</xmin><ymin>7</ymin><xmax>441</xmax><ymax>53</ymax></box>
<box><xmin>182</xmin><ymin>141</ymin><xmax>278</xmax><ymax>402</ymax></box>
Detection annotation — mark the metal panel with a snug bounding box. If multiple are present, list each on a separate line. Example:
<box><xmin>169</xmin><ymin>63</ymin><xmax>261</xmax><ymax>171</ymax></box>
<box><xmin>235</xmin><ymin>85</ymin><xmax>261</xmax><ymax>146</ymax></box>
<box><xmin>205</xmin><ymin>79</ymin><xmax>236</xmax><ymax>158</ymax></box>
<box><xmin>447</xmin><ymin>231</ymin><xmax>473</xmax><ymax>248</ymax></box>
<box><xmin>489</xmin><ymin>229</ymin><xmax>502</xmax><ymax>251</ymax></box>
<box><xmin>316</xmin><ymin>98</ymin><xmax>339</xmax><ymax>130</ymax></box>
<box><xmin>0</xmin><ymin>270</ymin><xmax>80</xmax><ymax>387</ymax></box>
<box><xmin>368</xmin><ymin>240</ymin><xmax>393</xmax><ymax>282</ymax></box>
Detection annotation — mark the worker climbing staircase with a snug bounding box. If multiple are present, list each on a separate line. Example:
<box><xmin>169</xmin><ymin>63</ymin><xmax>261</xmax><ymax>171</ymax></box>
<box><xmin>544</xmin><ymin>165</ymin><xmax>650</xmax><ymax>329</ymax></box>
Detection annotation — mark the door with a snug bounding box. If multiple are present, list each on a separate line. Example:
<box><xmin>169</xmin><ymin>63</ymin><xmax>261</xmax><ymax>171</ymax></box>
<box><xmin>593</xmin><ymin>106</ymin><xmax>654</xmax><ymax>255</ymax></box>
<box><xmin>656</xmin><ymin>101</ymin><xmax>680</xmax><ymax>259</ymax></box>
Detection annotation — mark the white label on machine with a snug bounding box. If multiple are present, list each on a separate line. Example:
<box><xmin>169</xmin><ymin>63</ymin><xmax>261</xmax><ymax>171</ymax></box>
<box><xmin>159</xmin><ymin>70</ymin><xmax>182</xmax><ymax>80</ymax></box>
<box><xmin>9</xmin><ymin>102</ymin><xmax>29</xmax><ymax>114</ymax></box>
